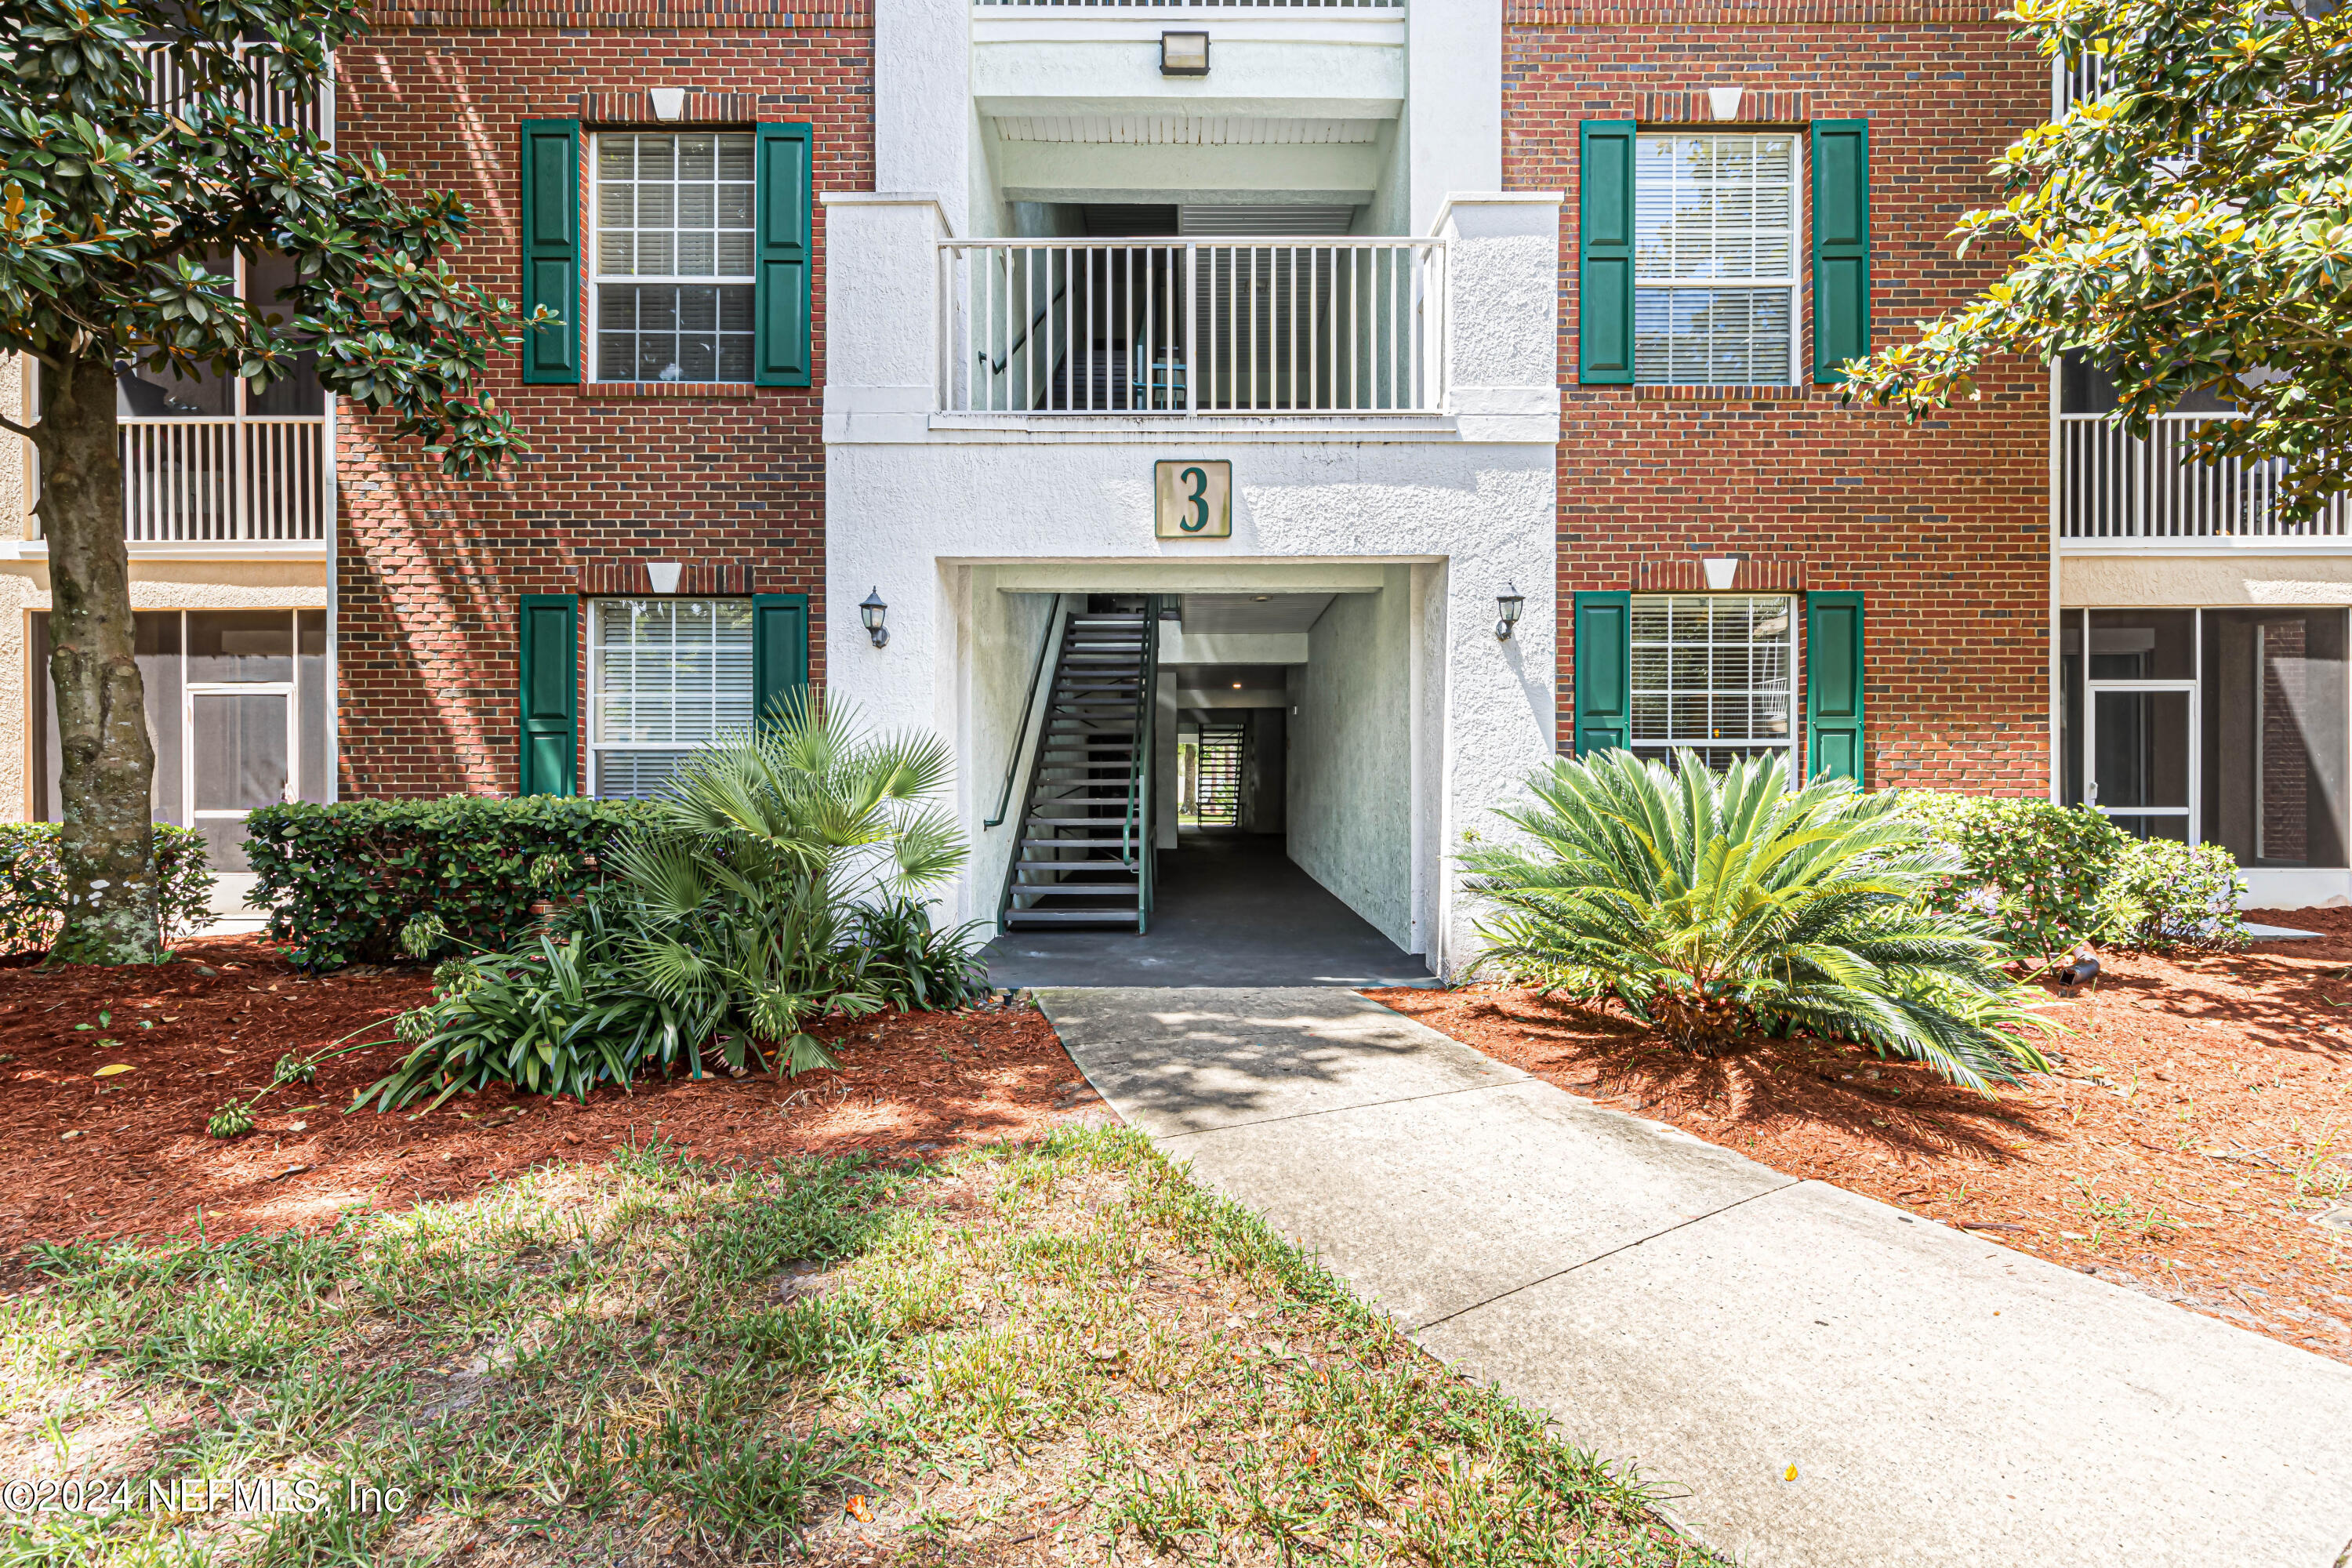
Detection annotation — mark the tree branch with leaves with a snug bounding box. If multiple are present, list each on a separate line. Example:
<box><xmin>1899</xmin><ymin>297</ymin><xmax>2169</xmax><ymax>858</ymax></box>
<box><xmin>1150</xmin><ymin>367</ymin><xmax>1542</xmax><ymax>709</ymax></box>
<box><xmin>0</xmin><ymin>0</ymin><xmax>552</xmax><ymax>962</ymax></box>
<box><xmin>1838</xmin><ymin>0</ymin><xmax>2352</xmax><ymax>527</ymax></box>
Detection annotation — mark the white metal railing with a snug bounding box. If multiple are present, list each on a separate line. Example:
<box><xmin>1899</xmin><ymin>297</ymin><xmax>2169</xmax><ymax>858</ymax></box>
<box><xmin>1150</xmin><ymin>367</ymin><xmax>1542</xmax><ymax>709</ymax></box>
<box><xmin>978</xmin><ymin>0</ymin><xmax>1396</xmax><ymax>7</ymax></box>
<box><xmin>145</xmin><ymin>42</ymin><xmax>332</xmax><ymax>138</ymax></box>
<box><xmin>2059</xmin><ymin>412</ymin><xmax>2352</xmax><ymax>542</ymax></box>
<box><xmin>938</xmin><ymin>238</ymin><xmax>1445</xmax><ymax>416</ymax></box>
<box><xmin>118</xmin><ymin>417</ymin><xmax>328</xmax><ymax>543</ymax></box>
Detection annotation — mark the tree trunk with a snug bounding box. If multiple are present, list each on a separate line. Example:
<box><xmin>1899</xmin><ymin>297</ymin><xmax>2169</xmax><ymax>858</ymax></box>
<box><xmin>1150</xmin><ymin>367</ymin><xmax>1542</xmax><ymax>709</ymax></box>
<box><xmin>38</xmin><ymin>357</ymin><xmax>160</xmax><ymax>964</ymax></box>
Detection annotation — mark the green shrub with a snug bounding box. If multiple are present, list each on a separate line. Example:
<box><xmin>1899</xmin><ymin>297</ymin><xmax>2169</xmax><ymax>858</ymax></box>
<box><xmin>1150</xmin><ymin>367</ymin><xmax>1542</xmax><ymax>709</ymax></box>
<box><xmin>0</xmin><ymin>822</ymin><xmax>216</xmax><ymax>955</ymax></box>
<box><xmin>243</xmin><ymin>796</ymin><xmax>645</xmax><ymax>971</ymax></box>
<box><xmin>359</xmin><ymin>697</ymin><xmax>991</xmax><ymax>1109</ymax></box>
<box><xmin>1891</xmin><ymin>793</ymin><xmax>2245</xmax><ymax>964</ymax></box>
<box><xmin>1463</xmin><ymin>749</ymin><xmax>2053</xmax><ymax>1090</ymax></box>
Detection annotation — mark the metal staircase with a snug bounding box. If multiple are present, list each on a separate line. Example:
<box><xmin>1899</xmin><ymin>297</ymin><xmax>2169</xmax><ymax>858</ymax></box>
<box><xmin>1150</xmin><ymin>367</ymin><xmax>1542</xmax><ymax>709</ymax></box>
<box><xmin>998</xmin><ymin>598</ymin><xmax>1163</xmax><ymax>931</ymax></box>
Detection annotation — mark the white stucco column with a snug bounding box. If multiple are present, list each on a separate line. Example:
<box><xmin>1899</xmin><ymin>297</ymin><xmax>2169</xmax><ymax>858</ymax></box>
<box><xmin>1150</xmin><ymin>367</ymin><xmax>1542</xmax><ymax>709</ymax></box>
<box><xmin>1406</xmin><ymin>0</ymin><xmax>1502</xmax><ymax>235</ymax></box>
<box><xmin>873</xmin><ymin>0</ymin><xmax>972</xmax><ymax>238</ymax></box>
<box><xmin>1422</xmin><ymin>191</ymin><xmax>1562</xmax><ymax>975</ymax></box>
<box><xmin>820</xmin><ymin>193</ymin><xmax>951</xmax><ymax>742</ymax></box>
<box><xmin>1436</xmin><ymin>191</ymin><xmax>1564</xmax><ymax>445</ymax></box>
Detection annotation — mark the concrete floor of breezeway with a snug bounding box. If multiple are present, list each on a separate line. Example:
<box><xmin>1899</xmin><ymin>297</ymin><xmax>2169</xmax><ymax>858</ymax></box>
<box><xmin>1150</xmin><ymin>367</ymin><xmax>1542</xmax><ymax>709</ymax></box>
<box><xmin>1036</xmin><ymin>985</ymin><xmax>2352</xmax><ymax>1568</ymax></box>
<box><xmin>984</xmin><ymin>832</ymin><xmax>1434</xmax><ymax>990</ymax></box>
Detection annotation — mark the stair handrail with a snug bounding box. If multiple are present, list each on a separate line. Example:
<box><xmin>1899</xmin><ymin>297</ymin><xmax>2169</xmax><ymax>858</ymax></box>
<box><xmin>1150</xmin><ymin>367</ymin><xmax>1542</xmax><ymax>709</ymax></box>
<box><xmin>985</xmin><ymin>593</ymin><xmax>1062</xmax><ymax>829</ymax></box>
<box><xmin>1126</xmin><ymin>596</ymin><xmax>1165</xmax><ymax>932</ymax></box>
<box><xmin>993</xmin><ymin>600</ymin><xmax>1069</xmax><ymax>933</ymax></box>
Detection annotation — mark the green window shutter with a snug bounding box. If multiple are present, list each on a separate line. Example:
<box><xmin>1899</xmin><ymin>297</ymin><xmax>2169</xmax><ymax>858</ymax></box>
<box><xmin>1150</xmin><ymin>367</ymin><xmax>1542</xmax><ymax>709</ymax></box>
<box><xmin>1578</xmin><ymin>121</ymin><xmax>1637</xmax><ymax>386</ymax></box>
<box><xmin>517</xmin><ymin>594</ymin><xmax>579</xmax><ymax>796</ymax></box>
<box><xmin>1573</xmin><ymin>592</ymin><xmax>1632</xmax><ymax>756</ymax></box>
<box><xmin>753</xmin><ymin>123</ymin><xmax>813</xmax><ymax>388</ymax></box>
<box><xmin>519</xmin><ymin>120</ymin><xmax>581</xmax><ymax>385</ymax></box>
<box><xmin>751</xmin><ymin>593</ymin><xmax>810</xmax><ymax>731</ymax></box>
<box><xmin>1810</xmin><ymin>119</ymin><xmax>1870</xmax><ymax>385</ymax></box>
<box><xmin>1806</xmin><ymin>591</ymin><xmax>1865</xmax><ymax>783</ymax></box>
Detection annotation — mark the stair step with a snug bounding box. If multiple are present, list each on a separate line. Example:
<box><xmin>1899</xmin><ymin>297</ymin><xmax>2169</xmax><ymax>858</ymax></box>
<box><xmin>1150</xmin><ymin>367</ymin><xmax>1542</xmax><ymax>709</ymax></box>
<box><xmin>1004</xmin><ymin>910</ymin><xmax>1142</xmax><ymax>927</ymax></box>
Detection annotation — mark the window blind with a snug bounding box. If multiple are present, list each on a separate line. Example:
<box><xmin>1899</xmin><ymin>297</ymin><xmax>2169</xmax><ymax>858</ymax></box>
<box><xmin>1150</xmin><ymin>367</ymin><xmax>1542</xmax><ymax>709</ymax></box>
<box><xmin>1633</xmin><ymin>134</ymin><xmax>1798</xmax><ymax>386</ymax></box>
<box><xmin>590</xmin><ymin>598</ymin><xmax>753</xmax><ymax>798</ymax></box>
<box><xmin>1629</xmin><ymin>594</ymin><xmax>1796</xmax><ymax>771</ymax></box>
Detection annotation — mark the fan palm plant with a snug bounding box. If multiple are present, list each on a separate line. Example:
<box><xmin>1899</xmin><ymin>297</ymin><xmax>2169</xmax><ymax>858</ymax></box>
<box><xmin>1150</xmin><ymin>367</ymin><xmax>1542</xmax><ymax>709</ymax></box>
<box><xmin>615</xmin><ymin>691</ymin><xmax>979</xmax><ymax>1075</ymax></box>
<box><xmin>1461</xmin><ymin>749</ymin><xmax>2053</xmax><ymax>1091</ymax></box>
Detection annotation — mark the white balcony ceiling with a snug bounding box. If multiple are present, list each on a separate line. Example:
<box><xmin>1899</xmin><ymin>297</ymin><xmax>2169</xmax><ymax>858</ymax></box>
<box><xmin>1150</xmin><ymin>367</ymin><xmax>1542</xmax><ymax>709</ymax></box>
<box><xmin>994</xmin><ymin>114</ymin><xmax>1383</xmax><ymax>145</ymax></box>
<box><xmin>1180</xmin><ymin>593</ymin><xmax>1334</xmax><ymax>633</ymax></box>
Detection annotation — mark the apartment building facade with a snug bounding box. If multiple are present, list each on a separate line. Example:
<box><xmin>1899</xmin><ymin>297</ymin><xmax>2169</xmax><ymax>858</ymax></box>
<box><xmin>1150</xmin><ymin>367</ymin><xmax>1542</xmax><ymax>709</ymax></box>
<box><xmin>8</xmin><ymin>0</ymin><xmax>2347</xmax><ymax>963</ymax></box>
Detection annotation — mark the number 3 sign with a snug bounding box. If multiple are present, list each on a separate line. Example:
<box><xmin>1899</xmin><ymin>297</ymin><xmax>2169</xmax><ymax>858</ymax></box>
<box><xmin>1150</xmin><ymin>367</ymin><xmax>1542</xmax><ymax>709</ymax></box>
<box><xmin>1154</xmin><ymin>459</ymin><xmax>1232</xmax><ymax>539</ymax></box>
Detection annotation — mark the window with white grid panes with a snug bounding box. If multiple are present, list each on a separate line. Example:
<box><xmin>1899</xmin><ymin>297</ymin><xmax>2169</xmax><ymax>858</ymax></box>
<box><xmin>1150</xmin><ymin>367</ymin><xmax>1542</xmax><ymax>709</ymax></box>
<box><xmin>592</xmin><ymin>132</ymin><xmax>756</xmax><ymax>383</ymax></box>
<box><xmin>1629</xmin><ymin>595</ymin><xmax>1798</xmax><ymax>773</ymax></box>
<box><xmin>1634</xmin><ymin>134</ymin><xmax>1800</xmax><ymax>385</ymax></box>
<box><xmin>589</xmin><ymin>598</ymin><xmax>753</xmax><ymax>799</ymax></box>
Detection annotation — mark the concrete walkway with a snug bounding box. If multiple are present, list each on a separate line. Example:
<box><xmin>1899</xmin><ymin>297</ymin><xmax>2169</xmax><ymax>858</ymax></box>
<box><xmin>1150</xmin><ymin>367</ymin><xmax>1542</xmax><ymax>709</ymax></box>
<box><xmin>1038</xmin><ymin>986</ymin><xmax>2352</xmax><ymax>1568</ymax></box>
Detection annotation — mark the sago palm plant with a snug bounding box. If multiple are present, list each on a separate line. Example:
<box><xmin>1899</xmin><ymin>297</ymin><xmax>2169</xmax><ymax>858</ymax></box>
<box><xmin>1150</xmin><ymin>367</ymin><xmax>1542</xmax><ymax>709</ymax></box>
<box><xmin>615</xmin><ymin>691</ymin><xmax>978</xmax><ymax>1076</ymax></box>
<box><xmin>1461</xmin><ymin>749</ymin><xmax>2053</xmax><ymax>1091</ymax></box>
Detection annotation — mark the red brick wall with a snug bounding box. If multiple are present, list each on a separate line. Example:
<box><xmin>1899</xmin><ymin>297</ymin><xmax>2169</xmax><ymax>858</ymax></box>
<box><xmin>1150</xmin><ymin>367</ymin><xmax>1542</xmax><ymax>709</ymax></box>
<box><xmin>1507</xmin><ymin>12</ymin><xmax>2054</xmax><ymax>793</ymax></box>
<box><xmin>332</xmin><ymin>17</ymin><xmax>871</xmax><ymax>797</ymax></box>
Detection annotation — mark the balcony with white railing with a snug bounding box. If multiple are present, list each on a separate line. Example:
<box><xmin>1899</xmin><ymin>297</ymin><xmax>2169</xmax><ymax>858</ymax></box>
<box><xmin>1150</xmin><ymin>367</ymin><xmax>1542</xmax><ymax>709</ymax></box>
<box><xmin>119</xmin><ymin>416</ymin><xmax>329</xmax><ymax>545</ymax></box>
<box><xmin>2058</xmin><ymin>412</ymin><xmax>2352</xmax><ymax>546</ymax></box>
<box><xmin>938</xmin><ymin>238</ymin><xmax>1445</xmax><ymax>418</ymax></box>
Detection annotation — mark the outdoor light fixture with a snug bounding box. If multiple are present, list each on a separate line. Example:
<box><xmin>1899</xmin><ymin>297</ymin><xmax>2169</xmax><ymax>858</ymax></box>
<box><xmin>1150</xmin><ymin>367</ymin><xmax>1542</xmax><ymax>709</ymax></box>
<box><xmin>1160</xmin><ymin>30</ymin><xmax>1210</xmax><ymax>76</ymax></box>
<box><xmin>1495</xmin><ymin>583</ymin><xmax>1525</xmax><ymax>642</ymax></box>
<box><xmin>1702</xmin><ymin>556</ymin><xmax>1741</xmax><ymax>591</ymax></box>
<box><xmin>859</xmin><ymin>587</ymin><xmax>889</xmax><ymax>649</ymax></box>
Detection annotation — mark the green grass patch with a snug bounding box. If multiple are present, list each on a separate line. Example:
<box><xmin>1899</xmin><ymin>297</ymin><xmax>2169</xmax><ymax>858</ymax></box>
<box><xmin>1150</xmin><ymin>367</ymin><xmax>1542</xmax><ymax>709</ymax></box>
<box><xmin>1</xmin><ymin>1128</ymin><xmax>1719</xmax><ymax>1565</ymax></box>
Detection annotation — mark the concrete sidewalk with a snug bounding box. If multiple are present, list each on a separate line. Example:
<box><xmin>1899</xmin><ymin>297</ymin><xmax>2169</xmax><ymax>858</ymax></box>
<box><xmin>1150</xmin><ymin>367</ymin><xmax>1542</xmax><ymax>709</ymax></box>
<box><xmin>1038</xmin><ymin>986</ymin><xmax>2352</xmax><ymax>1568</ymax></box>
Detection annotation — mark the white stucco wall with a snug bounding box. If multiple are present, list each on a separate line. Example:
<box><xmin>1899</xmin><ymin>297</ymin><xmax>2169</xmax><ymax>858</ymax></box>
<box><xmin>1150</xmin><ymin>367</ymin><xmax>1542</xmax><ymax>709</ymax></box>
<box><xmin>822</xmin><ymin>191</ymin><xmax>1559</xmax><ymax>973</ymax></box>
<box><xmin>971</xmin><ymin>20</ymin><xmax>1405</xmax><ymax>123</ymax></box>
<box><xmin>959</xmin><ymin>578</ymin><xmax>1060</xmax><ymax>919</ymax></box>
<box><xmin>1288</xmin><ymin>569</ymin><xmax>1413</xmax><ymax>949</ymax></box>
<box><xmin>2062</xmin><ymin>550</ymin><xmax>2352</xmax><ymax>606</ymax></box>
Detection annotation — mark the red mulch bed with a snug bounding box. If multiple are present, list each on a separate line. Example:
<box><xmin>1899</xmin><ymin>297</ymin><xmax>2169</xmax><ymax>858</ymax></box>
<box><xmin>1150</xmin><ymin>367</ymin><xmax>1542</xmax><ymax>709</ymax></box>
<box><xmin>1369</xmin><ymin>909</ymin><xmax>2352</xmax><ymax>1365</ymax></box>
<box><xmin>1</xmin><ymin>936</ymin><xmax>1095</xmax><ymax>1258</ymax></box>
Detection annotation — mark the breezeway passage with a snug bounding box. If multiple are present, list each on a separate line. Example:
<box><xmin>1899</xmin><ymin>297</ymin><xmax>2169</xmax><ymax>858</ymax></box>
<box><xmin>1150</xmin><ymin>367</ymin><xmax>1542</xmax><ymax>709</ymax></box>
<box><xmin>1037</xmin><ymin>986</ymin><xmax>2352</xmax><ymax>1568</ymax></box>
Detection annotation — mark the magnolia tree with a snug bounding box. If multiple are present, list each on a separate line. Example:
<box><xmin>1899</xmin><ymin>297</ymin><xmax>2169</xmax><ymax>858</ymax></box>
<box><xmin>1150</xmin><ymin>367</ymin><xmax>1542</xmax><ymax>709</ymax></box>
<box><xmin>1840</xmin><ymin>0</ymin><xmax>2351</xmax><ymax>524</ymax></box>
<box><xmin>0</xmin><ymin>0</ymin><xmax>546</xmax><ymax>963</ymax></box>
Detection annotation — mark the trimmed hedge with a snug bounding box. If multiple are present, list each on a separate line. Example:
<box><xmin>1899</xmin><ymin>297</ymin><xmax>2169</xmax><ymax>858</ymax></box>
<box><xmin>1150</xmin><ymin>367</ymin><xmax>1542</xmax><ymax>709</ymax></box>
<box><xmin>1893</xmin><ymin>793</ymin><xmax>2245</xmax><ymax>967</ymax></box>
<box><xmin>0</xmin><ymin>822</ymin><xmax>216</xmax><ymax>955</ymax></box>
<box><xmin>244</xmin><ymin>797</ymin><xmax>644</xmax><ymax>971</ymax></box>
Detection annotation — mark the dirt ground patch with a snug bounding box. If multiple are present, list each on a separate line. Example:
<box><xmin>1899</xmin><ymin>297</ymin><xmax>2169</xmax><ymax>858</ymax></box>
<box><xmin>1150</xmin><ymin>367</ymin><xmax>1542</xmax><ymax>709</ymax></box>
<box><xmin>2</xmin><ymin>936</ymin><xmax>1096</xmax><ymax>1258</ymax></box>
<box><xmin>1369</xmin><ymin>909</ymin><xmax>2352</xmax><ymax>1364</ymax></box>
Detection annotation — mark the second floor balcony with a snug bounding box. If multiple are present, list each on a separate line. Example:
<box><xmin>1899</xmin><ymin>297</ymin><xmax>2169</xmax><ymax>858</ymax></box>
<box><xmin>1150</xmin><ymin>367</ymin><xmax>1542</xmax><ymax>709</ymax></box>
<box><xmin>2058</xmin><ymin>412</ymin><xmax>2351</xmax><ymax>547</ymax></box>
<box><xmin>938</xmin><ymin>235</ymin><xmax>1443</xmax><ymax>417</ymax></box>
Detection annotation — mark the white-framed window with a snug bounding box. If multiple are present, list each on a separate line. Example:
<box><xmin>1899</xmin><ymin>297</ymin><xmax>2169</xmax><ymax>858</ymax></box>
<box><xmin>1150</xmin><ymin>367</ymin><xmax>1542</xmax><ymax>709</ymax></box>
<box><xmin>591</xmin><ymin>132</ymin><xmax>757</xmax><ymax>383</ymax></box>
<box><xmin>1630</xmin><ymin>594</ymin><xmax>1798</xmax><ymax>773</ymax></box>
<box><xmin>588</xmin><ymin>597</ymin><xmax>754</xmax><ymax>799</ymax></box>
<box><xmin>1634</xmin><ymin>133</ymin><xmax>1801</xmax><ymax>386</ymax></box>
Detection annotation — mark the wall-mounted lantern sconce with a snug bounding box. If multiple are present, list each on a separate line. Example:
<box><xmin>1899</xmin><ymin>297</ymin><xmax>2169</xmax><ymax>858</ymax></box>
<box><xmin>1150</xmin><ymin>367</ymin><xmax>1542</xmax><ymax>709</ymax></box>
<box><xmin>1160</xmin><ymin>31</ymin><xmax>1210</xmax><ymax>76</ymax></box>
<box><xmin>1702</xmin><ymin>556</ymin><xmax>1741</xmax><ymax>592</ymax></box>
<box><xmin>1495</xmin><ymin>583</ymin><xmax>1525</xmax><ymax>642</ymax></box>
<box><xmin>859</xmin><ymin>587</ymin><xmax>890</xmax><ymax>649</ymax></box>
